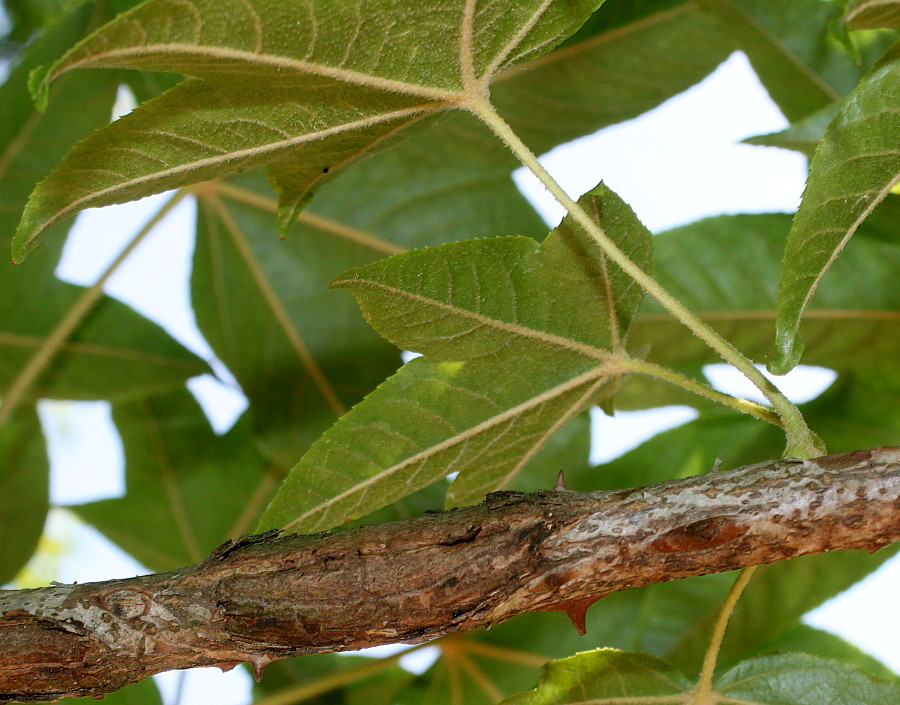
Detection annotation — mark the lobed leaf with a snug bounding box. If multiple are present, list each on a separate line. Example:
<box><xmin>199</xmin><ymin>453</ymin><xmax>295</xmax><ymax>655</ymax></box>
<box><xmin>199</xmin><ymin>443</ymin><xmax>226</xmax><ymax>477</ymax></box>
<box><xmin>185</xmin><ymin>0</ymin><xmax>738</xmax><ymax>471</ymax></box>
<box><xmin>13</xmin><ymin>0</ymin><xmax>601</xmax><ymax>260</ymax></box>
<box><xmin>0</xmin><ymin>3</ymin><xmax>208</xmax><ymax>403</ymax></box>
<box><xmin>771</xmin><ymin>47</ymin><xmax>900</xmax><ymax>373</ymax></box>
<box><xmin>257</xmin><ymin>185</ymin><xmax>652</xmax><ymax>531</ymax></box>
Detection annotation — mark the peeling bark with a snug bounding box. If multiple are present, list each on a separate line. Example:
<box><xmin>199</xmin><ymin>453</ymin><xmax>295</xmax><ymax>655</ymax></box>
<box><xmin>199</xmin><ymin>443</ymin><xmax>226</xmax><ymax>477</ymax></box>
<box><xmin>1</xmin><ymin>447</ymin><xmax>898</xmax><ymax>703</ymax></box>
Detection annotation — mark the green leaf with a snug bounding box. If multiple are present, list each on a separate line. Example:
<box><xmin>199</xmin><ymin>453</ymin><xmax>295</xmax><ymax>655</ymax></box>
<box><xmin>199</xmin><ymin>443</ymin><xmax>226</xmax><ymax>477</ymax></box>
<box><xmin>497</xmin><ymin>651</ymin><xmax>900</xmax><ymax>705</ymax></box>
<box><xmin>0</xmin><ymin>404</ymin><xmax>49</xmax><ymax>585</ymax></box>
<box><xmin>58</xmin><ymin>675</ymin><xmax>163</xmax><ymax>705</ymax></box>
<box><xmin>845</xmin><ymin>0</ymin><xmax>900</xmax><ymax>29</ymax></box>
<box><xmin>0</xmin><ymin>3</ymin><xmax>209</xmax><ymax>403</ymax></box>
<box><xmin>73</xmin><ymin>389</ymin><xmax>276</xmax><ymax>571</ymax></box>
<box><xmin>192</xmin><ymin>174</ymin><xmax>403</xmax><ymax>468</ymax></box>
<box><xmin>336</xmin><ymin>190</ymin><xmax>647</xmax><ymax>359</ymax></box>
<box><xmin>13</xmin><ymin>0</ymin><xmax>602</xmax><ymax>259</ymax></box>
<box><xmin>743</xmin><ymin>102</ymin><xmax>840</xmax><ymax>159</ymax></box>
<box><xmin>697</xmin><ymin>0</ymin><xmax>848</xmax><ymax>121</ymax></box>
<box><xmin>492</xmin><ymin>0</ymin><xmax>736</xmax><ymax>152</ymax></box>
<box><xmin>714</xmin><ymin>653</ymin><xmax>900</xmax><ymax>704</ymax></box>
<box><xmin>499</xmin><ymin>649</ymin><xmax>692</xmax><ymax>704</ymax></box>
<box><xmin>257</xmin><ymin>185</ymin><xmax>652</xmax><ymax>532</ymax></box>
<box><xmin>752</xmin><ymin>625</ymin><xmax>899</xmax><ymax>682</ymax></box>
<box><xmin>771</xmin><ymin>48</ymin><xmax>900</xmax><ymax>373</ymax></box>
<box><xmin>665</xmin><ymin>546</ymin><xmax>899</xmax><ymax>675</ymax></box>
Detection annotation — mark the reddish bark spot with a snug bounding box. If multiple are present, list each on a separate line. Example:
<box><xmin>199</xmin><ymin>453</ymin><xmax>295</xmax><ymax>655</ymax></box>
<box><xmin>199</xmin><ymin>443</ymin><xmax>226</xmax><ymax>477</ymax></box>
<box><xmin>651</xmin><ymin>517</ymin><xmax>747</xmax><ymax>553</ymax></box>
<box><xmin>816</xmin><ymin>448</ymin><xmax>871</xmax><ymax>471</ymax></box>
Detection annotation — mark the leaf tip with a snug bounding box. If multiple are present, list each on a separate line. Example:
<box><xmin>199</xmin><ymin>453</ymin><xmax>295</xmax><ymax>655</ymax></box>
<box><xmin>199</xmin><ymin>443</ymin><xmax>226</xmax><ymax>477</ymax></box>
<box><xmin>767</xmin><ymin>333</ymin><xmax>804</xmax><ymax>376</ymax></box>
<box><xmin>11</xmin><ymin>225</ymin><xmax>38</xmax><ymax>264</ymax></box>
<box><xmin>28</xmin><ymin>63</ymin><xmax>54</xmax><ymax>112</ymax></box>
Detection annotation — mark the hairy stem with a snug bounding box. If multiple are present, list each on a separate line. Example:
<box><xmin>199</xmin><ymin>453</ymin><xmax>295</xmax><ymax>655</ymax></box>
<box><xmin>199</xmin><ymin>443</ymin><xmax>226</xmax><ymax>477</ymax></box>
<box><xmin>0</xmin><ymin>190</ymin><xmax>190</xmax><ymax>425</ymax></box>
<box><xmin>616</xmin><ymin>355</ymin><xmax>782</xmax><ymax>426</ymax></box>
<box><xmin>466</xmin><ymin>97</ymin><xmax>821</xmax><ymax>459</ymax></box>
<box><xmin>693</xmin><ymin>566</ymin><xmax>757</xmax><ymax>702</ymax></box>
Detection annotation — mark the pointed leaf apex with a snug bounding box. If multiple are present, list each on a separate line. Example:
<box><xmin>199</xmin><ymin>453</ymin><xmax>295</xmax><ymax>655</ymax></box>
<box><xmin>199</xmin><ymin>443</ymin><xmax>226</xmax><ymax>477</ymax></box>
<box><xmin>768</xmin><ymin>333</ymin><xmax>805</xmax><ymax>375</ymax></box>
<box><xmin>28</xmin><ymin>63</ymin><xmax>54</xmax><ymax>112</ymax></box>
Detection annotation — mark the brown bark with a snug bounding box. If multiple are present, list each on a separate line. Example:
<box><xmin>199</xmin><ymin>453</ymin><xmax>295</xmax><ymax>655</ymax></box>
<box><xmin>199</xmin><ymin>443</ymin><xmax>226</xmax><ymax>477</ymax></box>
<box><xmin>1</xmin><ymin>447</ymin><xmax>898</xmax><ymax>703</ymax></box>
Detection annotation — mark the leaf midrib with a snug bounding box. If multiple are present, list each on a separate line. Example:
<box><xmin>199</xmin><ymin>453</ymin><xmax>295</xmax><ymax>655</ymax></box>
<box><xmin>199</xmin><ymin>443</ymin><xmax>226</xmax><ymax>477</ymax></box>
<box><xmin>708</xmin><ymin>0</ymin><xmax>840</xmax><ymax>103</ymax></box>
<box><xmin>24</xmin><ymin>105</ymin><xmax>435</xmax><ymax>253</ymax></box>
<box><xmin>285</xmin><ymin>365</ymin><xmax>611</xmax><ymax>532</ymax></box>
<box><xmin>54</xmin><ymin>44</ymin><xmax>463</xmax><ymax>101</ymax></box>
<box><xmin>207</xmin><ymin>195</ymin><xmax>347</xmax><ymax>417</ymax></box>
<box><xmin>331</xmin><ymin>277</ymin><xmax>615</xmax><ymax>361</ymax></box>
<box><xmin>0</xmin><ymin>332</ymin><xmax>203</xmax><ymax>369</ymax></box>
<box><xmin>798</xmin><ymin>172</ymin><xmax>900</xmax><ymax>315</ymax></box>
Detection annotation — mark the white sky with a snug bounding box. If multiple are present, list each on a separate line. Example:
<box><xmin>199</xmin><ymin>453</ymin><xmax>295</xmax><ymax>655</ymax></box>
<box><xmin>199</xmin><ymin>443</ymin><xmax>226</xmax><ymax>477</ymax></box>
<box><xmin>9</xmin><ymin>51</ymin><xmax>898</xmax><ymax>703</ymax></box>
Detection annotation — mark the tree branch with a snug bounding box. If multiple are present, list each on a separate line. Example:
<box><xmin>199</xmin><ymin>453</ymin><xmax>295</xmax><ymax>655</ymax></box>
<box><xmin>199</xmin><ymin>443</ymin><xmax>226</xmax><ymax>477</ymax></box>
<box><xmin>1</xmin><ymin>447</ymin><xmax>897</xmax><ymax>703</ymax></box>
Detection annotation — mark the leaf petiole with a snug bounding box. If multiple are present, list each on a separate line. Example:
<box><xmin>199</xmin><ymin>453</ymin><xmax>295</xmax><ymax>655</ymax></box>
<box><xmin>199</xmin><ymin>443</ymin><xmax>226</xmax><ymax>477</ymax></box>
<box><xmin>616</xmin><ymin>356</ymin><xmax>782</xmax><ymax>427</ymax></box>
<box><xmin>466</xmin><ymin>96</ymin><xmax>822</xmax><ymax>459</ymax></box>
<box><xmin>693</xmin><ymin>565</ymin><xmax>757</xmax><ymax>703</ymax></box>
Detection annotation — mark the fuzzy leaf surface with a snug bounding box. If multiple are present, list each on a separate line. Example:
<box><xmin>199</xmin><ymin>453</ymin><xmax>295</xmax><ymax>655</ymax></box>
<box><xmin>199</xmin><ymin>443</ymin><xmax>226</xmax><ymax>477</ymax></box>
<box><xmin>772</xmin><ymin>48</ymin><xmax>900</xmax><ymax>373</ymax></box>
<box><xmin>714</xmin><ymin>653</ymin><xmax>900</xmax><ymax>704</ymax></box>
<box><xmin>0</xmin><ymin>4</ymin><xmax>208</xmax><ymax>402</ymax></box>
<box><xmin>257</xmin><ymin>185</ymin><xmax>651</xmax><ymax>531</ymax></box>
<box><xmin>13</xmin><ymin>0</ymin><xmax>601</xmax><ymax>259</ymax></box>
<box><xmin>500</xmin><ymin>650</ymin><xmax>692</xmax><ymax>704</ymax></box>
<box><xmin>500</xmin><ymin>650</ymin><xmax>900</xmax><ymax>704</ymax></box>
